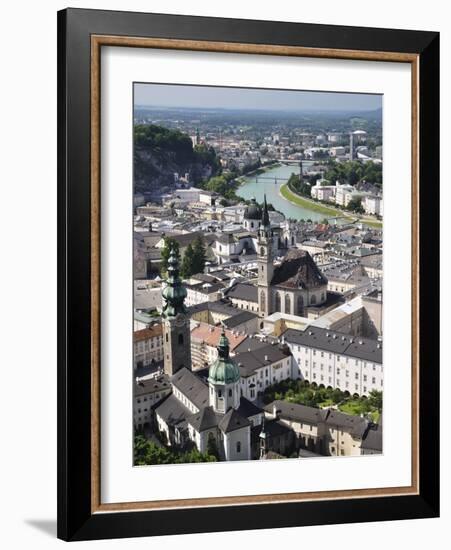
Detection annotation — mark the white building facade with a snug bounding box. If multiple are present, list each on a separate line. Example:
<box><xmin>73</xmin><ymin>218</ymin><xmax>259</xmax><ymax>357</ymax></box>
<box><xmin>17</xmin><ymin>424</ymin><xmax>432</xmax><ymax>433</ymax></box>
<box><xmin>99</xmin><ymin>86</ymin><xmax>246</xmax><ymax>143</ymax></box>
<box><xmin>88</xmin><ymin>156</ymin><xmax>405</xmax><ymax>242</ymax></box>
<box><xmin>283</xmin><ymin>327</ymin><xmax>383</xmax><ymax>397</ymax></box>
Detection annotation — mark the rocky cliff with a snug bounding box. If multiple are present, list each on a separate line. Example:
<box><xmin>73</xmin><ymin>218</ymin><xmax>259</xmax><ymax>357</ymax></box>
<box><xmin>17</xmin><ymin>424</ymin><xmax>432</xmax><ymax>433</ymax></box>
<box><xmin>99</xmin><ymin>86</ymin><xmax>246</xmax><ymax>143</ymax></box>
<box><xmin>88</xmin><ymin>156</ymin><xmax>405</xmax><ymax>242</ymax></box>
<box><xmin>133</xmin><ymin>124</ymin><xmax>221</xmax><ymax>195</ymax></box>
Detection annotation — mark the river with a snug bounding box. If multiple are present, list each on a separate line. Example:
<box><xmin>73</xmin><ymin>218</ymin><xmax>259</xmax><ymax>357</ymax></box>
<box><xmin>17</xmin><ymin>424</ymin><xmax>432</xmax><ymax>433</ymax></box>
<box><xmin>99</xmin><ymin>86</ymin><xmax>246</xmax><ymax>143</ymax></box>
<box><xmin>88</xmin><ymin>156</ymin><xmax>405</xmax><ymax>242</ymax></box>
<box><xmin>237</xmin><ymin>162</ymin><xmax>326</xmax><ymax>222</ymax></box>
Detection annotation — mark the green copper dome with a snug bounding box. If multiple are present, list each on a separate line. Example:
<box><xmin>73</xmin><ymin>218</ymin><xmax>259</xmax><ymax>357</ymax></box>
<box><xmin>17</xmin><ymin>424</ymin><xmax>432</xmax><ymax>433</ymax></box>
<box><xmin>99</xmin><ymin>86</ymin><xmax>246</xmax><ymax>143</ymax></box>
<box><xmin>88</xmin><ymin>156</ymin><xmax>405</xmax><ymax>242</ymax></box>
<box><xmin>208</xmin><ymin>330</ymin><xmax>240</xmax><ymax>385</ymax></box>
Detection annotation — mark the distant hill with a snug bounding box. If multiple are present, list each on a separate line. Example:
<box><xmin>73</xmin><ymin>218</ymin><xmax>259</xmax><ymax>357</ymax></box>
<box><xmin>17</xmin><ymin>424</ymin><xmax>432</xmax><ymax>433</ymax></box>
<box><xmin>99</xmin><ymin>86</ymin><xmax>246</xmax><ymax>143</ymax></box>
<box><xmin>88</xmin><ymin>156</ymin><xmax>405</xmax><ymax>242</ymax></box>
<box><xmin>134</xmin><ymin>124</ymin><xmax>221</xmax><ymax>194</ymax></box>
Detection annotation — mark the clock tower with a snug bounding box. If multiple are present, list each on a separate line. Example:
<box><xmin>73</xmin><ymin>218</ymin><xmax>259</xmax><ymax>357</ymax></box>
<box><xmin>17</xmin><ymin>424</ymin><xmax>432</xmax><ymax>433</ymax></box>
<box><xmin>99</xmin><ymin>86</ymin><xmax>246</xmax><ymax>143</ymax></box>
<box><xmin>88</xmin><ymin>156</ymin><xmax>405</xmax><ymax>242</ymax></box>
<box><xmin>161</xmin><ymin>247</ymin><xmax>192</xmax><ymax>376</ymax></box>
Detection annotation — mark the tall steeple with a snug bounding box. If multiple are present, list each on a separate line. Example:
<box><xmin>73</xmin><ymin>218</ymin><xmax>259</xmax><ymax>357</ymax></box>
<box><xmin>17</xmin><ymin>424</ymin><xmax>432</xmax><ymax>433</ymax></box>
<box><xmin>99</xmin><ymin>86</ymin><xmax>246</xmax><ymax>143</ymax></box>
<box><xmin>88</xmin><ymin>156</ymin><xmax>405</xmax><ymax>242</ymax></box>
<box><xmin>257</xmin><ymin>195</ymin><xmax>273</xmax><ymax>318</ymax></box>
<box><xmin>162</xmin><ymin>247</ymin><xmax>187</xmax><ymax>319</ymax></box>
<box><xmin>261</xmin><ymin>194</ymin><xmax>270</xmax><ymax>228</ymax></box>
<box><xmin>162</xmin><ymin>246</ymin><xmax>192</xmax><ymax>376</ymax></box>
<box><xmin>208</xmin><ymin>327</ymin><xmax>241</xmax><ymax>413</ymax></box>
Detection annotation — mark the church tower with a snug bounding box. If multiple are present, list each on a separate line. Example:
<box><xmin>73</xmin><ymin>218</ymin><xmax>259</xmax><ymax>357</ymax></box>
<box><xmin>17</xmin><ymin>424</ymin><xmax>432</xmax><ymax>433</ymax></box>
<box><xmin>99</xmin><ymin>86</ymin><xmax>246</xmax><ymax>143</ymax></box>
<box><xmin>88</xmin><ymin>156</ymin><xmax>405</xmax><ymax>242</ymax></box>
<box><xmin>207</xmin><ymin>329</ymin><xmax>241</xmax><ymax>414</ymax></box>
<box><xmin>162</xmin><ymin>247</ymin><xmax>192</xmax><ymax>376</ymax></box>
<box><xmin>257</xmin><ymin>195</ymin><xmax>274</xmax><ymax>318</ymax></box>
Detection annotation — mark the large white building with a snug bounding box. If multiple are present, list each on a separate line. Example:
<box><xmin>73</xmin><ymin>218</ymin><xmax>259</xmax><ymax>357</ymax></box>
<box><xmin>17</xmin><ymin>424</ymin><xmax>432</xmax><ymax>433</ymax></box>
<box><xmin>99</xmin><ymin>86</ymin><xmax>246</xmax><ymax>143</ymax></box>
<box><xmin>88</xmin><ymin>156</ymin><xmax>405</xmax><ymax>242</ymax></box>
<box><xmin>282</xmin><ymin>326</ymin><xmax>383</xmax><ymax>397</ymax></box>
<box><xmin>335</xmin><ymin>183</ymin><xmax>355</xmax><ymax>206</ymax></box>
<box><xmin>311</xmin><ymin>181</ymin><xmax>337</xmax><ymax>202</ymax></box>
<box><xmin>363</xmin><ymin>194</ymin><xmax>383</xmax><ymax>216</ymax></box>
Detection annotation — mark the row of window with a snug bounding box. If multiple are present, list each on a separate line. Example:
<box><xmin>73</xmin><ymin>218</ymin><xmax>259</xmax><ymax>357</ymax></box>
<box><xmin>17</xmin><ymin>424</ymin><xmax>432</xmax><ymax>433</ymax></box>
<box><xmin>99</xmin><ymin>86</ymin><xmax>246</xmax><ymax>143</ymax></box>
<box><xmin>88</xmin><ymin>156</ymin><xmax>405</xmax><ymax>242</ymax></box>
<box><xmin>136</xmin><ymin>394</ymin><xmax>162</xmax><ymax>404</ymax></box>
<box><xmin>135</xmin><ymin>338</ymin><xmax>163</xmax><ymax>351</ymax></box>
<box><xmin>296</xmin><ymin>349</ymin><xmax>380</xmax><ymax>371</ymax></box>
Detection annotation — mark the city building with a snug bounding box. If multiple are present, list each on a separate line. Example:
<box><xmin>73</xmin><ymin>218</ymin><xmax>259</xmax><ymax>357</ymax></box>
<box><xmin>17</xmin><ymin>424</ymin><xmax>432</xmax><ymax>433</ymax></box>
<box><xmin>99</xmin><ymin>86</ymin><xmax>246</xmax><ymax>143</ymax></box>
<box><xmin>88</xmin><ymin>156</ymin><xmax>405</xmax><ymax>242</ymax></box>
<box><xmin>322</xmin><ymin>263</ymin><xmax>370</xmax><ymax>294</ymax></box>
<box><xmin>363</xmin><ymin>194</ymin><xmax>383</xmax><ymax>216</ymax></box>
<box><xmin>134</xmin><ymin>376</ymin><xmax>171</xmax><ymax>430</ymax></box>
<box><xmin>311</xmin><ymin>181</ymin><xmax>337</xmax><ymax>202</ymax></box>
<box><xmin>258</xmin><ymin>197</ymin><xmax>329</xmax><ymax>319</ymax></box>
<box><xmin>265</xmin><ymin>400</ymin><xmax>382</xmax><ymax>456</ymax></box>
<box><xmin>222</xmin><ymin>282</ymin><xmax>259</xmax><ymax>312</ymax></box>
<box><xmin>133</xmin><ymin>323</ymin><xmax>164</xmax><ymax>369</ymax></box>
<box><xmin>282</xmin><ymin>326</ymin><xmax>383</xmax><ymax>396</ymax></box>
<box><xmin>185</xmin><ymin>281</ymin><xmax>226</xmax><ymax>307</ymax></box>
<box><xmin>234</xmin><ymin>342</ymin><xmax>293</xmax><ymax>401</ymax></box>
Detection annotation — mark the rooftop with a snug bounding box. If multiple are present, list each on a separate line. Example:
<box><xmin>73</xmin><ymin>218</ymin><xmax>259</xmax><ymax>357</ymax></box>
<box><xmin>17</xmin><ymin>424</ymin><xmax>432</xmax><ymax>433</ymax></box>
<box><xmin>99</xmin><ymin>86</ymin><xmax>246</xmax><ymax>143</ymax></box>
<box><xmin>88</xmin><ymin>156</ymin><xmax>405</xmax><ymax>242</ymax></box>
<box><xmin>234</xmin><ymin>343</ymin><xmax>291</xmax><ymax>377</ymax></box>
<box><xmin>134</xmin><ymin>375</ymin><xmax>171</xmax><ymax>397</ymax></box>
<box><xmin>282</xmin><ymin>326</ymin><xmax>382</xmax><ymax>363</ymax></box>
<box><xmin>187</xmin><ymin>406</ymin><xmax>220</xmax><ymax>432</ymax></box>
<box><xmin>265</xmin><ymin>400</ymin><xmax>326</xmax><ymax>424</ymax></box>
<box><xmin>223</xmin><ymin>282</ymin><xmax>258</xmax><ymax>303</ymax></box>
<box><xmin>133</xmin><ymin>324</ymin><xmax>163</xmax><ymax>342</ymax></box>
<box><xmin>171</xmin><ymin>368</ymin><xmax>209</xmax><ymax>410</ymax></box>
<box><xmin>218</xmin><ymin>408</ymin><xmax>251</xmax><ymax>434</ymax></box>
<box><xmin>154</xmin><ymin>394</ymin><xmax>191</xmax><ymax>428</ymax></box>
<box><xmin>222</xmin><ymin>310</ymin><xmax>258</xmax><ymax>329</ymax></box>
<box><xmin>271</xmin><ymin>249</ymin><xmax>328</xmax><ymax>290</ymax></box>
<box><xmin>191</xmin><ymin>323</ymin><xmax>247</xmax><ymax>350</ymax></box>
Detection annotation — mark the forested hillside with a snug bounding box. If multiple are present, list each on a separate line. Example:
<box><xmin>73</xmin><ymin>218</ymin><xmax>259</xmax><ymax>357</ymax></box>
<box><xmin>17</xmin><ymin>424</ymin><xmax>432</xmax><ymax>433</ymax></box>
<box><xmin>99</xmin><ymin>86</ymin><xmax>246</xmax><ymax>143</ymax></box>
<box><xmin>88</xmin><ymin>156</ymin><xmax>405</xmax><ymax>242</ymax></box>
<box><xmin>134</xmin><ymin>124</ymin><xmax>221</xmax><ymax>194</ymax></box>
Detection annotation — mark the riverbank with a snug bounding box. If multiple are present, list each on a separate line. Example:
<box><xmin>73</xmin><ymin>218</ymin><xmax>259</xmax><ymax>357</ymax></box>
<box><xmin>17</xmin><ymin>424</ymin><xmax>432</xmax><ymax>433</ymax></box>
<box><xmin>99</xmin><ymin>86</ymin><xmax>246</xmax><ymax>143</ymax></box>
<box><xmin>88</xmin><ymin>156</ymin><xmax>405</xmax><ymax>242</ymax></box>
<box><xmin>279</xmin><ymin>183</ymin><xmax>382</xmax><ymax>228</ymax></box>
<box><xmin>236</xmin><ymin>161</ymin><xmax>281</xmax><ymax>183</ymax></box>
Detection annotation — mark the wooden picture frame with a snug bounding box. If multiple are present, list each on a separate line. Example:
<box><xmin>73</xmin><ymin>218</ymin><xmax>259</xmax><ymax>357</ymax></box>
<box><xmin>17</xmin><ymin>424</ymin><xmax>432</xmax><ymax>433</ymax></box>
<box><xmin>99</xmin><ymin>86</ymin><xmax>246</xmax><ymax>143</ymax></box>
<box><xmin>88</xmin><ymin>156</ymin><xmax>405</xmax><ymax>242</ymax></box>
<box><xmin>57</xmin><ymin>8</ymin><xmax>439</xmax><ymax>541</ymax></box>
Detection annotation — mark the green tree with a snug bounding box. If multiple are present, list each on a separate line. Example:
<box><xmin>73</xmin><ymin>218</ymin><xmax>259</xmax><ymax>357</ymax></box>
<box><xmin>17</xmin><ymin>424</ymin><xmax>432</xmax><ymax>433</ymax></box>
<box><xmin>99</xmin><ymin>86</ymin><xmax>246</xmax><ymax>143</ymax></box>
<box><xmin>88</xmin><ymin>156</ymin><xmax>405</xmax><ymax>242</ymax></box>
<box><xmin>367</xmin><ymin>390</ymin><xmax>383</xmax><ymax>411</ymax></box>
<box><xmin>180</xmin><ymin>243</ymin><xmax>195</xmax><ymax>279</ymax></box>
<box><xmin>287</xmin><ymin>173</ymin><xmax>311</xmax><ymax>197</ymax></box>
<box><xmin>347</xmin><ymin>197</ymin><xmax>364</xmax><ymax>214</ymax></box>
<box><xmin>133</xmin><ymin>436</ymin><xmax>217</xmax><ymax>465</ymax></box>
<box><xmin>160</xmin><ymin>237</ymin><xmax>180</xmax><ymax>275</ymax></box>
<box><xmin>192</xmin><ymin>236</ymin><xmax>206</xmax><ymax>274</ymax></box>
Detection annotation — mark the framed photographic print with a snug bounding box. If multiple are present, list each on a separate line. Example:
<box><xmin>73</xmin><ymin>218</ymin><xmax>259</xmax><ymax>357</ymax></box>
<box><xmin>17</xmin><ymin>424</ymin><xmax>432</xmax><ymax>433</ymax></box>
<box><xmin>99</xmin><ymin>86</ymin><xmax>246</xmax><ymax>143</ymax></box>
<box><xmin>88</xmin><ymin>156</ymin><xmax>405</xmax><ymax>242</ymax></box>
<box><xmin>57</xmin><ymin>8</ymin><xmax>440</xmax><ymax>541</ymax></box>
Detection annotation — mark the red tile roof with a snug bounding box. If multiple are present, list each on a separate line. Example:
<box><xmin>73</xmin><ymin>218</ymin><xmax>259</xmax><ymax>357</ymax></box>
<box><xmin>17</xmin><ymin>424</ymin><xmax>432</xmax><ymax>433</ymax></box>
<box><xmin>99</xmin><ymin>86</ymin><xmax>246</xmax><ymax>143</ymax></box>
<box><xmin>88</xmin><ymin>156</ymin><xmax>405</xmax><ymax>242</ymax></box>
<box><xmin>191</xmin><ymin>323</ymin><xmax>247</xmax><ymax>350</ymax></box>
<box><xmin>133</xmin><ymin>324</ymin><xmax>163</xmax><ymax>342</ymax></box>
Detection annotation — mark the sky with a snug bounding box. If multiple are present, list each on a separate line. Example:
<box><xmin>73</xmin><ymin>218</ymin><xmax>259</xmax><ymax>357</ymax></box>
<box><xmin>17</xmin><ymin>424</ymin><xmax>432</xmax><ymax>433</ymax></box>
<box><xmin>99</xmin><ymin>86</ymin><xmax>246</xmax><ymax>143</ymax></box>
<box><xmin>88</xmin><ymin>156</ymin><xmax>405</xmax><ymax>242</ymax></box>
<box><xmin>134</xmin><ymin>83</ymin><xmax>381</xmax><ymax>112</ymax></box>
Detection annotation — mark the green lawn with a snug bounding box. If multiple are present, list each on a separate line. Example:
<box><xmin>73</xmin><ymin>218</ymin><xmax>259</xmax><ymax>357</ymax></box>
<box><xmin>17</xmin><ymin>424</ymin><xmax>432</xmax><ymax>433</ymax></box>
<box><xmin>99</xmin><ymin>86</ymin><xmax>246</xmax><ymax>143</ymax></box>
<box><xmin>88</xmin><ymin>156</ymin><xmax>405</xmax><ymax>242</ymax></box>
<box><xmin>338</xmin><ymin>400</ymin><xmax>364</xmax><ymax>416</ymax></box>
<box><xmin>280</xmin><ymin>183</ymin><xmax>343</xmax><ymax>216</ymax></box>
<box><xmin>280</xmin><ymin>183</ymin><xmax>383</xmax><ymax>228</ymax></box>
<box><xmin>338</xmin><ymin>399</ymin><xmax>381</xmax><ymax>422</ymax></box>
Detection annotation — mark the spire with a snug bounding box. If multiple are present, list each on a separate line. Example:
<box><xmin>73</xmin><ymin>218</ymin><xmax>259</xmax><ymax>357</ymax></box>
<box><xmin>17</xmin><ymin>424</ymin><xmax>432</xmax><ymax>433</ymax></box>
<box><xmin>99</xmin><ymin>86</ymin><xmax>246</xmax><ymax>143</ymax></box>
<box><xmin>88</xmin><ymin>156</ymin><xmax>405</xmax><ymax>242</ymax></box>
<box><xmin>162</xmin><ymin>246</ymin><xmax>187</xmax><ymax>318</ymax></box>
<box><xmin>261</xmin><ymin>194</ymin><xmax>270</xmax><ymax>227</ymax></box>
<box><xmin>217</xmin><ymin>326</ymin><xmax>230</xmax><ymax>359</ymax></box>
